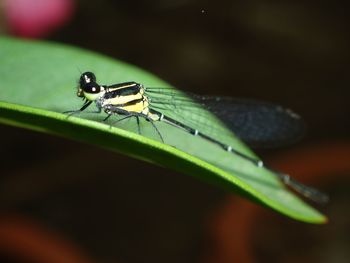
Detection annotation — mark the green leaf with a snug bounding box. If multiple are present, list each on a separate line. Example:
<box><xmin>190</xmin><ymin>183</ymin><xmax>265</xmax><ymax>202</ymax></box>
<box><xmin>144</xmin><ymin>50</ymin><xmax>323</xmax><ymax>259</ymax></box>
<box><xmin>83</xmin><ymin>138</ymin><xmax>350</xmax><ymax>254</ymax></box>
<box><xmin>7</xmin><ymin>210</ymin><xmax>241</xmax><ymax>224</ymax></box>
<box><xmin>0</xmin><ymin>36</ymin><xmax>327</xmax><ymax>223</ymax></box>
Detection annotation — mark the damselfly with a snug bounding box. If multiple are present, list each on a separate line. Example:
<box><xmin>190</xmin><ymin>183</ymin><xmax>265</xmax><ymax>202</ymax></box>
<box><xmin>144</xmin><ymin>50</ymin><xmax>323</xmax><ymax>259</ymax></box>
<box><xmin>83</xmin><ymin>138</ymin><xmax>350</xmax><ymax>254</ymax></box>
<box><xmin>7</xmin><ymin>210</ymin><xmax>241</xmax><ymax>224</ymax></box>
<box><xmin>65</xmin><ymin>72</ymin><xmax>328</xmax><ymax>203</ymax></box>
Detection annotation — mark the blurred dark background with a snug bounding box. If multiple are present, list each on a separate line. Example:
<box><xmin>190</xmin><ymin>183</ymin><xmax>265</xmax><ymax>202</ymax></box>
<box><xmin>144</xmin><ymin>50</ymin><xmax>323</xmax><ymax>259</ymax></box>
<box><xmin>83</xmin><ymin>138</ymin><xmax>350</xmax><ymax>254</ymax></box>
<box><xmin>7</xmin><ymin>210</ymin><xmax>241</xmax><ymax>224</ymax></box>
<box><xmin>0</xmin><ymin>0</ymin><xmax>349</xmax><ymax>262</ymax></box>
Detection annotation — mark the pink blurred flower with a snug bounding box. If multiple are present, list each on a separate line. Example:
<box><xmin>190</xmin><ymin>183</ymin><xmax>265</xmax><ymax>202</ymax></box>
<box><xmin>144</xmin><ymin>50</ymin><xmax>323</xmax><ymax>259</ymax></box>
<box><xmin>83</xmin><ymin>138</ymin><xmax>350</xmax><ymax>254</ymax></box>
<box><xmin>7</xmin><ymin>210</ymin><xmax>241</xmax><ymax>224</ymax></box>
<box><xmin>4</xmin><ymin>0</ymin><xmax>75</xmax><ymax>38</ymax></box>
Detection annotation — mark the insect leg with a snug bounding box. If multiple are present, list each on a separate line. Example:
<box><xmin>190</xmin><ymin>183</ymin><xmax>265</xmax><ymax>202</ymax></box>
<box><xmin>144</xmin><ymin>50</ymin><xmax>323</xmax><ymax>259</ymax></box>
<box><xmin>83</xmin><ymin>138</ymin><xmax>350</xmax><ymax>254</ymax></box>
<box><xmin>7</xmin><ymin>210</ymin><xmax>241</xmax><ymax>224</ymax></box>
<box><xmin>104</xmin><ymin>104</ymin><xmax>164</xmax><ymax>142</ymax></box>
<box><xmin>135</xmin><ymin>116</ymin><xmax>141</xmax><ymax>135</ymax></box>
<box><xmin>103</xmin><ymin>114</ymin><xmax>112</xmax><ymax>121</ymax></box>
<box><xmin>103</xmin><ymin>105</ymin><xmax>140</xmax><ymax>131</ymax></box>
<box><xmin>146</xmin><ymin>118</ymin><xmax>164</xmax><ymax>143</ymax></box>
<box><xmin>64</xmin><ymin>100</ymin><xmax>93</xmax><ymax>115</ymax></box>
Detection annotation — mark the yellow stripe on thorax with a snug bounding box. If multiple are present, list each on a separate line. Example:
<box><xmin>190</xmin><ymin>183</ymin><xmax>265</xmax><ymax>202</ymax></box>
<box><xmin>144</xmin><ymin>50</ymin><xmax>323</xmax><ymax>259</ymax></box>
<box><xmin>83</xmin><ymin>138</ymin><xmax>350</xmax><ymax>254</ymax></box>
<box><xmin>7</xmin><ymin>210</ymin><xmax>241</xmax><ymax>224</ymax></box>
<box><xmin>102</xmin><ymin>93</ymin><xmax>143</xmax><ymax>106</ymax></box>
<box><xmin>120</xmin><ymin>100</ymin><xmax>146</xmax><ymax>113</ymax></box>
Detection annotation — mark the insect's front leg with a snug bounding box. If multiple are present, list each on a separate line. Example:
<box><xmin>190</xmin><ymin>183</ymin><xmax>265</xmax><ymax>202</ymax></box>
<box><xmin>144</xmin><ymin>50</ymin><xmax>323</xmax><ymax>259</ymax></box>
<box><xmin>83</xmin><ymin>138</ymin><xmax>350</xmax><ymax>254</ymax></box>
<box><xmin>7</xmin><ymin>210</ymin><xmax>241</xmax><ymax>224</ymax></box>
<box><xmin>63</xmin><ymin>100</ymin><xmax>93</xmax><ymax>115</ymax></box>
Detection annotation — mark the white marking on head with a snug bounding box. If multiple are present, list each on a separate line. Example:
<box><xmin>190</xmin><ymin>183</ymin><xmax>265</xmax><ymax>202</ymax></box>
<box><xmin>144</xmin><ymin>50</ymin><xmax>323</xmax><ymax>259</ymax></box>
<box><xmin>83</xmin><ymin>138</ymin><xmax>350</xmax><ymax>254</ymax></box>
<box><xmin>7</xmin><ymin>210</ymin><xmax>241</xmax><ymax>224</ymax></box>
<box><xmin>84</xmin><ymin>75</ymin><xmax>91</xmax><ymax>83</ymax></box>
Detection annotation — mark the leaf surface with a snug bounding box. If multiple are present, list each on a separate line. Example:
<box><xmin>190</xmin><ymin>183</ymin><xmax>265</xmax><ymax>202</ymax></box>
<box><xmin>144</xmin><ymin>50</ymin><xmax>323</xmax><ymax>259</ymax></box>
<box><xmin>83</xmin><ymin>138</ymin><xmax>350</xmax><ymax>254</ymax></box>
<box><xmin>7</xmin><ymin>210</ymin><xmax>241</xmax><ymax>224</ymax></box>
<box><xmin>0</xmin><ymin>37</ymin><xmax>327</xmax><ymax>223</ymax></box>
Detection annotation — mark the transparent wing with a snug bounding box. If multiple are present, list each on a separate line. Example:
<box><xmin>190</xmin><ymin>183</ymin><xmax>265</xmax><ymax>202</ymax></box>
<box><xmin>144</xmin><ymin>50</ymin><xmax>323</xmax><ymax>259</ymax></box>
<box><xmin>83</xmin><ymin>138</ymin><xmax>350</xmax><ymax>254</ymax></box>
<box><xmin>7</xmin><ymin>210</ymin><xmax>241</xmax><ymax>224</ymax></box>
<box><xmin>145</xmin><ymin>87</ymin><xmax>305</xmax><ymax>148</ymax></box>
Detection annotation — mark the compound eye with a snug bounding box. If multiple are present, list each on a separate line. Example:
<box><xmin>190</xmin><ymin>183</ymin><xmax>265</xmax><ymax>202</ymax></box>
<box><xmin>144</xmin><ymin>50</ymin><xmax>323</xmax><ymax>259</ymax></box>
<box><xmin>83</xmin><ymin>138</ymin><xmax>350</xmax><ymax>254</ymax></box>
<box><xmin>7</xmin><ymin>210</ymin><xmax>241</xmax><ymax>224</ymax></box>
<box><xmin>83</xmin><ymin>82</ymin><xmax>101</xmax><ymax>94</ymax></box>
<box><xmin>80</xmin><ymin>72</ymin><xmax>97</xmax><ymax>86</ymax></box>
